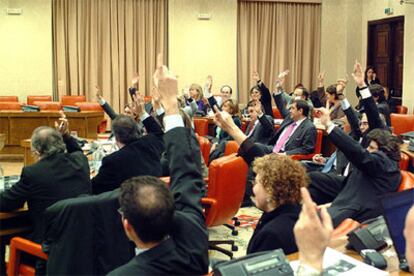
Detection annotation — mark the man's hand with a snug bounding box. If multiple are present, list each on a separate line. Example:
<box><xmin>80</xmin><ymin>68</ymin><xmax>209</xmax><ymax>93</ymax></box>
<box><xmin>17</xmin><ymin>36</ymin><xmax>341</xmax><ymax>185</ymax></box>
<box><xmin>213</xmin><ymin>106</ymin><xmax>237</xmax><ymax>134</ymax></box>
<box><xmin>318</xmin><ymin>108</ymin><xmax>332</xmax><ymax>128</ymax></box>
<box><xmin>276</xmin><ymin>69</ymin><xmax>289</xmax><ymax>89</ymax></box>
<box><xmin>206</xmin><ymin>75</ymin><xmax>213</xmax><ymax>92</ymax></box>
<box><xmin>252</xmin><ymin>71</ymin><xmax>261</xmax><ymax>82</ymax></box>
<box><xmin>351</xmin><ymin>61</ymin><xmax>366</xmax><ymax>88</ymax></box>
<box><xmin>253</xmin><ymin>100</ymin><xmax>263</xmax><ymax>117</ymax></box>
<box><xmin>55</xmin><ymin>111</ymin><xmax>69</xmax><ymax>137</ymax></box>
<box><xmin>151</xmin><ymin>86</ymin><xmax>162</xmax><ymax>110</ymax></box>
<box><xmin>336</xmin><ymin>78</ymin><xmax>347</xmax><ymax>100</ymax></box>
<box><xmin>131</xmin><ymin>73</ymin><xmax>139</xmax><ymax>87</ymax></box>
<box><xmin>153</xmin><ymin>53</ymin><xmax>179</xmax><ymax>115</ymax></box>
<box><xmin>132</xmin><ymin>93</ymin><xmax>145</xmax><ymax>118</ymax></box>
<box><xmin>294</xmin><ymin>187</ymin><xmax>333</xmax><ymax>272</ymax></box>
<box><xmin>317</xmin><ymin>71</ymin><xmax>325</xmax><ymax>87</ymax></box>
<box><xmin>95</xmin><ymin>85</ymin><xmax>103</xmax><ymax>102</ymax></box>
<box><xmin>312</xmin><ymin>154</ymin><xmax>326</xmax><ymax>165</ymax></box>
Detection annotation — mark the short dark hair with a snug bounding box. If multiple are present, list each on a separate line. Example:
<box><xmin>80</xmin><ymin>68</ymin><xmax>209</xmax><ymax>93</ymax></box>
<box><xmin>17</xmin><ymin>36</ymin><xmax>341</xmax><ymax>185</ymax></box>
<box><xmin>291</xmin><ymin>99</ymin><xmax>310</xmax><ymax>117</ymax></box>
<box><xmin>369</xmin><ymin>84</ymin><xmax>386</xmax><ymax>103</ymax></box>
<box><xmin>247</xmin><ymin>100</ymin><xmax>257</xmax><ymax>108</ymax></box>
<box><xmin>220</xmin><ymin>85</ymin><xmax>233</xmax><ymax>94</ymax></box>
<box><xmin>367</xmin><ymin>128</ymin><xmax>401</xmax><ymax>161</ymax></box>
<box><xmin>249</xmin><ymin>85</ymin><xmax>261</xmax><ymax>95</ymax></box>
<box><xmin>119</xmin><ymin>176</ymin><xmax>174</xmax><ymax>243</ymax></box>
<box><xmin>326</xmin><ymin>85</ymin><xmax>339</xmax><ymax>100</ymax></box>
<box><xmin>112</xmin><ymin>115</ymin><xmax>140</xmax><ymax>145</ymax></box>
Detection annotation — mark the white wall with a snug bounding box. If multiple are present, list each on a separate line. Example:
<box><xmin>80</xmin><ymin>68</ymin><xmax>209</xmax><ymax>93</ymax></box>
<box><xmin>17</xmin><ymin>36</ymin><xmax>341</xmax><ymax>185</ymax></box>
<box><xmin>0</xmin><ymin>0</ymin><xmax>53</xmax><ymax>102</ymax></box>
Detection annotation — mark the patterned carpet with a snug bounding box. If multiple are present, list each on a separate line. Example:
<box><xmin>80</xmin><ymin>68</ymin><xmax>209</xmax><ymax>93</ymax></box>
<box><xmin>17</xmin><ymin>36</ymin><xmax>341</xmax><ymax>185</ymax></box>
<box><xmin>208</xmin><ymin>207</ymin><xmax>263</xmax><ymax>260</ymax></box>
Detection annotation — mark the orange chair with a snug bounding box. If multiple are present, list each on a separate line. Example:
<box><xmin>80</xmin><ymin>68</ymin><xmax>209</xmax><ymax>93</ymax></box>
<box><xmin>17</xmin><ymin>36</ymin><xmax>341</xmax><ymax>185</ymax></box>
<box><xmin>224</xmin><ymin>140</ymin><xmax>239</xmax><ymax>156</ymax></box>
<box><xmin>61</xmin><ymin>95</ymin><xmax>86</xmax><ymax>106</ymax></box>
<box><xmin>194</xmin><ymin>118</ymin><xmax>209</xmax><ymax>136</ymax></box>
<box><xmin>202</xmin><ymin>154</ymin><xmax>248</xmax><ymax>258</ymax></box>
<box><xmin>33</xmin><ymin>101</ymin><xmax>62</xmax><ymax>111</ymax></box>
<box><xmin>0</xmin><ymin>96</ymin><xmax>18</xmax><ymax>102</ymax></box>
<box><xmin>0</xmin><ymin>101</ymin><xmax>22</xmax><ymax>111</ymax></box>
<box><xmin>396</xmin><ymin>105</ymin><xmax>408</xmax><ymax>114</ymax></box>
<box><xmin>290</xmin><ymin>129</ymin><xmax>323</xmax><ymax>160</ymax></box>
<box><xmin>74</xmin><ymin>102</ymin><xmax>107</xmax><ymax>133</ymax></box>
<box><xmin>398</xmin><ymin>170</ymin><xmax>414</xmax><ymax>191</ymax></box>
<box><xmin>332</xmin><ymin>218</ymin><xmax>361</xmax><ymax>240</ymax></box>
<box><xmin>7</xmin><ymin>237</ymin><xmax>48</xmax><ymax>276</ymax></box>
<box><xmin>272</xmin><ymin>107</ymin><xmax>283</xmax><ymax>119</ymax></box>
<box><xmin>196</xmin><ymin>134</ymin><xmax>211</xmax><ymax>165</ymax></box>
<box><xmin>27</xmin><ymin>95</ymin><xmax>52</xmax><ymax>105</ymax></box>
<box><xmin>400</xmin><ymin>152</ymin><xmax>409</xmax><ymax>171</ymax></box>
<box><xmin>390</xmin><ymin>114</ymin><xmax>414</xmax><ymax>135</ymax></box>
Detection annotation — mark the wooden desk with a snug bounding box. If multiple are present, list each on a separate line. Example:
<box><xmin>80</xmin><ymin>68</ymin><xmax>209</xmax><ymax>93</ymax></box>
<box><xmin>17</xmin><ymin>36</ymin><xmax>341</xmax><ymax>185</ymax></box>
<box><xmin>0</xmin><ymin>111</ymin><xmax>104</xmax><ymax>155</ymax></box>
<box><xmin>288</xmin><ymin>237</ymin><xmax>410</xmax><ymax>275</ymax></box>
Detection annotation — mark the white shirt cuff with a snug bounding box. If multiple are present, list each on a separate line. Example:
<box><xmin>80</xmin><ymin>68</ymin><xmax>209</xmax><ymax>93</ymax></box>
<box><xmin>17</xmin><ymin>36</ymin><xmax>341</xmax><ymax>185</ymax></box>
<box><xmin>164</xmin><ymin>114</ymin><xmax>185</xmax><ymax>132</ymax></box>
<box><xmin>156</xmin><ymin>106</ymin><xmax>165</xmax><ymax>116</ymax></box>
<box><xmin>340</xmin><ymin>98</ymin><xmax>350</xmax><ymax>110</ymax></box>
<box><xmin>359</xmin><ymin>87</ymin><xmax>372</xmax><ymax>99</ymax></box>
<box><xmin>139</xmin><ymin>112</ymin><xmax>150</xmax><ymax>122</ymax></box>
<box><xmin>326</xmin><ymin>123</ymin><xmax>336</xmax><ymax>134</ymax></box>
<box><xmin>98</xmin><ymin>98</ymin><xmax>106</xmax><ymax>106</ymax></box>
<box><xmin>273</xmin><ymin>89</ymin><xmax>283</xmax><ymax>96</ymax></box>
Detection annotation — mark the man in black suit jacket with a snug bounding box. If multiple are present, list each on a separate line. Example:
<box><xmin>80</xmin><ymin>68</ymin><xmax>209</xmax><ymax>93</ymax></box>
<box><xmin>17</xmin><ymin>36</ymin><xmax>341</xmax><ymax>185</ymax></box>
<box><xmin>108</xmin><ymin>62</ymin><xmax>208</xmax><ymax>275</ymax></box>
<box><xmin>309</xmin><ymin>68</ymin><xmax>401</xmax><ymax>227</ymax></box>
<box><xmin>91</xmin><ymin>111</ymin><xmax>164</xmax><ymax>194</ymax></box>
<box><xmin>244</xmin><ymin>100</ymin><xmax>273</xmax><ymax>145</ymax></box>
<box><xmin>0</xmin><ymin>119</ymin><xmax>91</xmax><ymax>243</ymax></box>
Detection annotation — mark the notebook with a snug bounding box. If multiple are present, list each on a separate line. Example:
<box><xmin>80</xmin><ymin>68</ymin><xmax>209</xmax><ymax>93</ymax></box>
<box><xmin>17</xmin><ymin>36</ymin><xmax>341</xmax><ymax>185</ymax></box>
<box><xmin>381</xmin><ymin>188</ymin><xmax>414</xmax><ymax>272</ymax></box>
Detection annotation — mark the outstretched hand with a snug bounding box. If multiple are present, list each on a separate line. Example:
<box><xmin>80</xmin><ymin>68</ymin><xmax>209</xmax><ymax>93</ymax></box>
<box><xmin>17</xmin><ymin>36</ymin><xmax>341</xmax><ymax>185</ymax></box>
<box><xmin>153</xmin><ymin>53</ymin><xmax>178</xmax><ymax>115</ymax></box>
<box><xmin>276</xmin><ymin>69</ymin><xmax>289</xmax><ymax>88</ymax></box>
<box><xmin>294</xmin><ymin>187</ymin><xmax>333</xmax><ymax>271</ymax></box>
<box><xmin>351</xmin><ymin>61</ymin><xmax>366</xmax><ymax>88</ymax></box>
<box><xmin>317</xmin><ymin>71</ymin><xmax>325</xmax><ymax>87</ymax></box>
<box><xmin>132</xmin><ymin>93</ymin><xmax>145</xmax><ymax>118</ymax></box>
<box><xmin>206</xmin><ymin>75</ymin><xmax>213</xmax><ymax>91</ymax></box>
<box><xmin>54</xmin><ymin>110</ymin><xmax>69</xmax><ymax>136</ymax></box>
<box><xmin>95</xmin><ymin>85</ymin><xmax>103</xmax><ymax>102</ymax></box>
<box><xmin>131</xmin><ymin>73</ymin><xmax>139</xmax><ymax>87</ymax></box>
<box><xmin>213</xmin><ymin>106</ymin><xmax>236</xmax><ymax>133</ymax></box>
<box><xmin>317</xmin><ymin>107</ymin><xmax>332</xmax><ymax>127</ymax></box>
<box><xmin>252</xmin><ymin>71</ymin><xmax>261</xmax><ymax>82</ymax></box>
<box><xmin>336</xmin><ymin>78</ymin><xmax>347</xmax><ymax>100</ymax></box>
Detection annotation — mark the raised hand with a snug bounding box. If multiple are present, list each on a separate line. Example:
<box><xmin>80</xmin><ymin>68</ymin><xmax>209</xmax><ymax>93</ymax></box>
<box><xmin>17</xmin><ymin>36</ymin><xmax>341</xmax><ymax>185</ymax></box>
<box><xmin>206</xmin><ymin>75</ymin><xmax>213</xmax><ymax>91</ymax></box>
<box><xmin>253</xmin><ymin>100</ymin><xmax>263</xmax><ymax>116</ymax></box>
<box><xmin>294</xmin><ymin>188</ymin><xmax>333</xmax><ymax>271</ymax></box>
<box><xmin>153</xmin><ymin>53</ymin><xmax>178</xmax><ymax>115</ymax></box>
<box><xmin>131</xmin><ymin>73</ymin><xmax>139</xmax><ymax>87</ymax></box>
<box><xmin>252</xmin><ymin>71</ymin><xmax>261</xmax><ymax>82</ymax></box>
<box><xmin>54</xmin><ymin>110</ymin><xmax>69</xmax><ymax>136</ymax></box>
<box><xmin>276</xmin><ymin>69</ymin><xmax>289</xmax><ymax>88</ymax></box>
<box><xmin>151</xmin><ymin>86</ymin><xmax>162</xmax><ymax>110</ymax></box>
<box><xmin>336</xmin><ymin>78</ymin><xmax>348</xmax><ymax>101</ymax></box>
<box><xmin>317</xmin><ymin>107</ymin><xmax>332</xmax><ymax>128</ymax></box>
<box><xmin>351</xmin><ymin>61</ymin><xmax>366</xmax><ymax>88</ymax></box>
<box><xmin>95</xmin><ymin>85</ymin><xmax>103</xmax><ymax>101</ymax></box>
<box><xmin>317</xmin><ymin>71</ymin><xmax>325</xmax><ymax>87</ymax></box>
<box><xmin>213</xmin><ymin>106</ymin><xmax>236</xmax><ymax>133</ymax></box>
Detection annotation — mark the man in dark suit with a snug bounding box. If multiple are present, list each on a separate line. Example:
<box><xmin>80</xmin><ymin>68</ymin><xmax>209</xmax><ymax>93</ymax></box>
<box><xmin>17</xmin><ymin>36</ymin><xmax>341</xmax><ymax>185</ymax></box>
<box><xmin>244</xmin><ymin>100</ymin><xmax>273</xmax><ymax>145</ymax></box>
<box><xmin>0</xmin><ymin>117</ymin><xmax>91</xmax><ymax>243</ymax></box>
<box><xmin>91</xmin><ymin>110</ymin><xmax>164</xmax><ymax>194</ymax></box>
<box><xmin>308</xmin><ymin>64</ymin><xmax>401</xmax><ymax>227</ymax></box>
<box><xmin>108</xmin><ymin>62</ymin><xmax>208</xmax><ymax>275</ymax></box>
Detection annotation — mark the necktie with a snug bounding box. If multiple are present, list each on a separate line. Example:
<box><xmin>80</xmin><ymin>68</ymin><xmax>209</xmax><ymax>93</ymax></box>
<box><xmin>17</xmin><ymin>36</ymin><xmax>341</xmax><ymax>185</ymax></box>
<box><xmin>273</xmin><ymin>122</ymin><xmax>296</xmax><ymax>153</ymax></box>
<box><xmin>247</xmin><ymin>122</ymin><xmax>256</xmax><ymax>137</ymax></box>
<box><xmin>321</xmin><ymin>151</ymin><xmax>337</xmax><ymax>173</ymax></box>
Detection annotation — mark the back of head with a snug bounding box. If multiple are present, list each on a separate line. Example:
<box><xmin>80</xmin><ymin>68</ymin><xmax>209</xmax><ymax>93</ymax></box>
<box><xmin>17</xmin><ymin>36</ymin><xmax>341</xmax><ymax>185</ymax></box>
<box><xmin>112</xmin><ymin>115</ymin><xmax>140</xmax><ymax>145</ymax></box>
<box><xmin>326</xmin><ymin>85</ymin><xmax>339</xmax><ymax>99</ymax></box>
<box><xmin>31</xmin><ymin>126</ymin><xmax>66</xmax><ymax>158</ymax></box>
<box><xmin>369</xmin><ymin>84</ymin><xmax>386</xmax><ymax>103</ymax></box>
<box><xmin>367</xmin><ymin>128</ymin><xmax>401</xmax><ymax>161</ymax></box>
<box><xmin>119</xmin><ymin>176</ymin><xmax>174</xmax><ymax>243</ymax></box>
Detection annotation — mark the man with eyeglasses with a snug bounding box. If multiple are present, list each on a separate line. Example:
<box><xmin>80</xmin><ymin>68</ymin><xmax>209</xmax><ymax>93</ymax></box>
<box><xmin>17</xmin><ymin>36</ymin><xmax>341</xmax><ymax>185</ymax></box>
<box><xmin>108</xmin><ymin>59</ymin><xmax>208</xmax><ymax>275</ymax></box>
<box><xmin>306</xmin><ymin>62</ymin><xmax>401</xmax><ymax>227</ymax></box>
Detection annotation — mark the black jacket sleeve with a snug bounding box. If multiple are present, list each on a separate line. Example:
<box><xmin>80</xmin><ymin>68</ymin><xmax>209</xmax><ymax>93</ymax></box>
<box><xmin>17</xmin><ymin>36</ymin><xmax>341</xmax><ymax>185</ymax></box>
<box><xmin>101</xmin><ymin>102</ymin><xmax>118</xmax><ymax>120</ymax></box>
<box><xmin>257</xmin><ymin>81</ymin><xmax>274</xmax><ymax>118</ymax></box>
<box><xmin>63</xmin><ymin>135</ymin><xmax>82</xmax><ymax>153</ymax></box>
<box><xmin>0</xmin><ymin>169</ymin><xmax>29</xmax><ymax>211</ymax></box>
<box><xmin>273</xmin><ymin>93</ymin><xmax>289</xmax><ymax>119</ymax></box>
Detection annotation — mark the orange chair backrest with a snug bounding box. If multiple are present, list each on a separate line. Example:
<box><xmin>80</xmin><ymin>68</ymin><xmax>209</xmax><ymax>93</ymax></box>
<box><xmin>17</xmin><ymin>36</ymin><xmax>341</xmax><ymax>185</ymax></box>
<box><xmin>194</xmin><ymin>118</ymin><xmax>209</xmax><ymax>136</ymax></box>
<box><xmin>33</xmin><ymin>101</ymin><xmax>62</xmax><ymax>111</ymax></box>
<box><xmin>396</xmin><ymin>105</ymin><xmax>408</xmax><ymax>114</ymax></box>
<box><xmin>0</xmin><ymin>101</ymin><xmax>22</xmax><ymax>110</ymax></box>
<box><xmin>61</xmin><ymin>95</ymin><xmax>86</xmax><ymax>106</ymax></box>
<box><xmin>314</xmin><ymin>129</ymin><xmax>323</xmax><ymax>154</ymax></box>
<box><xmin>272</xmin><ymin>107</ymin><xmax>283</xmax><ymax>119</ymax></box>
<box><xmin>27</xmin><ymin>95</ymin><xmax>52</xmax><ymax>105</ymax></box>
<box><xmin>0</xmin><ymin>96</ymin><xmax>18</xmax><ymax>102</ymax></box>
<box><xmin>399</xmin><ymin>170</ymin><xmax>414</xmax><ymax>192</ymax></box>
<box><xmin>224</xmin><ymin>140</ymin><xmax>239</xmax><ymax>156</ymax></box>
<box><xmin>75</xmin><ymin>102</ymin><xmax>103</xmax><ymax>111</ymax></box>
<box><xmin>204</xmin><ymin>154</ymin><xmax>248</xmax><ymax>226</ymax></box>
<box><xmin>196</xmin><ymin>134</ymin><xmax>211</xmax><ymax>165</ymax></box>
<box><xmin>390</xmin><ymin>114</ymin><xmax>414</xmax><ymax>135</ymax></box>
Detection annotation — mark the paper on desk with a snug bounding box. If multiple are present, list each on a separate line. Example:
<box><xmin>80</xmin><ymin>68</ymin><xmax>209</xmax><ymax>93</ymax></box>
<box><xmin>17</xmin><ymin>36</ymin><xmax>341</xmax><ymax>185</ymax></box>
<box><xmin>290</xmin><ymin>247</ymin><xmax>389</xmax><ymax>276</ymax></box>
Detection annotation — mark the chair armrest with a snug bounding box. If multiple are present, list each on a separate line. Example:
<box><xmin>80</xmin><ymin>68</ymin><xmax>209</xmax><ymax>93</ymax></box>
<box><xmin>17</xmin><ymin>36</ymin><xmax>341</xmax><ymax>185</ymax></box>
<box><xmin>201</xmin><ymin>197</ymin><xmax>218</xmax><ymax>226</ymax></box>
<box><xmin>290</xmin><ymin>153</ymin><xmax>315</xmax><ymax>161</ymax></box>
<box><xmin>8</xmin><ymin>237</ymin><xmax>48</xmax><ymax>276</ymax></box>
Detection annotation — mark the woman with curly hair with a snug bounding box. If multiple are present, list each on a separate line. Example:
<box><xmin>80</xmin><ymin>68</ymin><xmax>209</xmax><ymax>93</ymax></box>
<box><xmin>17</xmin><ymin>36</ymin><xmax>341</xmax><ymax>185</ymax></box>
<box><xmin>247</xmin><ymin>154</ymin><xmax>308</xmax><ymax>254</ymax></box>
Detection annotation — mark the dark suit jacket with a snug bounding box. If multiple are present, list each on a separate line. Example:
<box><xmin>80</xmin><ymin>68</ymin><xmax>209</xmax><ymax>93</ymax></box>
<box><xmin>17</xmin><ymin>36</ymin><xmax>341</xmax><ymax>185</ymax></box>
<box><xmin>327</xmin><ymin>127</ymin><xmax>401</xmax><ymax>225</ymax></box>
<box><xmin>251</xmin><ymin>93</ymin><xmax>316</xmax><ymax>156</ymax></box>
<box><xmin>91</xmin><ymin>116</ymin><xmax>164</xmax><ymax>194</ymax></box>
<box><xmin>247</xmin><ymin>204</ymin><xmax>300</xmax><ymax>254</ymax></box>
<box><xmin>257</xmin><ymin>81</ymin><xmax>274</xmax><ymax>118</ymax></box>
<box><xmin>43</xmin><ymin>190</ymin><xmax>134</xmax><ymax>275</ymax></box>
<box><xmin>0</xmin><ymin>135</ymin><xmax>91</xmax><ymax>242</ymax></box>
<box><xmin>109</xmin><ymin>127</ymin><xmax>209</xmax><ymax>275</ymax></box>
<box><xmin>245</xmin><ymin>115</ymin><xmax>274</xmax><ymax>145</ymax></box>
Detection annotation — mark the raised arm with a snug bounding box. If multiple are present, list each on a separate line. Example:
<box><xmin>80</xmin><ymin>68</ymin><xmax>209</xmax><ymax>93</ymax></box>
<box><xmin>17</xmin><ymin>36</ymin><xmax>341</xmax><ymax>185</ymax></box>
<box><xmin>253</xmin><ymin>71</ymin><xmax>273</xmax><ymax>118</ymax></box>
<box><xmin>54</xmin><ymin>111</ymin><xmax>82</xmax><ymax>153</ymax></box>
<box><xmin>96</xmin><ymin>86</ymin><xmax>119</xmax><ymax>120</ymax></box>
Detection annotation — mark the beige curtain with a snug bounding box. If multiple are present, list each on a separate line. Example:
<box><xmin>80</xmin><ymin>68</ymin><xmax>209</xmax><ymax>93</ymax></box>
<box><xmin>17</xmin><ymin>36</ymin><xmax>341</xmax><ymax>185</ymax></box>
<box><xmin>52</xmin><ymin>0</ymin><xmax>167</xmax><ymax>112</ymax></box>
<box><xmin>237</xmin><ymin>1</ymin><xmax>321</xmax><ymax>104</ymax></box>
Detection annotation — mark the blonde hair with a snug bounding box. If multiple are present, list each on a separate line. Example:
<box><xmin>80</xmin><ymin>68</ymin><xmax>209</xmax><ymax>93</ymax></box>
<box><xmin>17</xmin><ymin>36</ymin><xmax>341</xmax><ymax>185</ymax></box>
<box><xmin>190</xmin><ymin>83</ymin><xmax>203</xmax><ymax>101</ymax></box>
